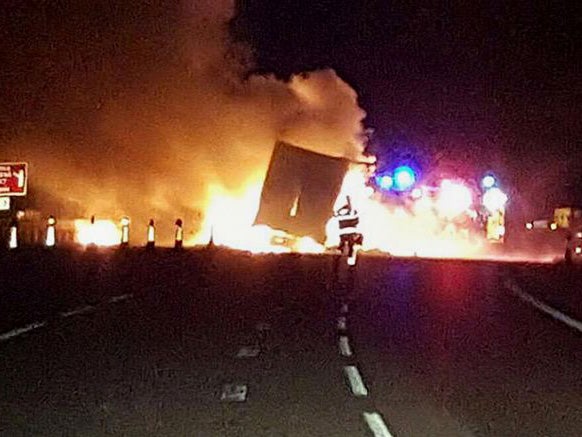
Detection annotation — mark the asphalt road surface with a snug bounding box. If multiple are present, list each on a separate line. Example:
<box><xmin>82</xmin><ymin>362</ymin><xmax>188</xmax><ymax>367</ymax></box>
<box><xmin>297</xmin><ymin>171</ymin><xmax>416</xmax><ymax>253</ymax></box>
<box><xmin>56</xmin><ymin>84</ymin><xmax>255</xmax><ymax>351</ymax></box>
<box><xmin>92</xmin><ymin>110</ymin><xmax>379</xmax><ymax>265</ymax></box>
<box><xmin>0</xmin><ymin>248</ymin><xmax>581</xmax><ymax>436</ymax></box>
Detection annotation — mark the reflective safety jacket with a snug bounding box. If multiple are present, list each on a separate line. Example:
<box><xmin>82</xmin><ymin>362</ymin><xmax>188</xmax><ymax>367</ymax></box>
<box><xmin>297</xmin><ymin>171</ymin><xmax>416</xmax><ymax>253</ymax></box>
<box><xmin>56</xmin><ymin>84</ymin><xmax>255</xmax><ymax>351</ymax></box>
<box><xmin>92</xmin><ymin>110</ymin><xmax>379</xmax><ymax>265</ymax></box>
<box><xmin>338</xmin><ymin>210</ymin><xmax>360</xmax><ymax>236</ymax></box>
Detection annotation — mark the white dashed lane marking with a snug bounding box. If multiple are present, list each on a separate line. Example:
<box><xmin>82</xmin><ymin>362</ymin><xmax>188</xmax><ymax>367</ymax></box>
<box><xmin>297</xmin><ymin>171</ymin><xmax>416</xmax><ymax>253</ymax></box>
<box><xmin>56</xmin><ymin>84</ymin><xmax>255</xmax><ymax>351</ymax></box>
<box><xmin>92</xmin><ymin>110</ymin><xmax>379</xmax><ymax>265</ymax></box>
<box><xmin>220</xmin><ymin>384</ymin><xmax>248</xmax><ymax>402</ymax></box>
<box><xmin>339</xmin><ymin>335</ymin><xmax>353</xmax><ymax>357</ymax></box>
<box><xmin>108</xmin><ymin>293</ymin><xmax>133</xmax><ymax>303</ymax></box>
<box><xmin>60</xmin><ymin>305</ymin><xmax>95</xmax><ymax>318</ymax></box>
<box><xmin>341</xmin><ymin>303</ymin><xmax>348</xmax><ymax>314</ymax></box>
<box><xmin>337</xmin><ymin>316</ymin><xmax>347</xmax><ymax>331</ymax></box>
<box><xmin>255</xmin><ymin>322</ymin><xmax>271</xmax><ymax>332</ymax></box>
<box><xmin>1</xmin><ymin>293</ymin><xmax>136</xmax><ymax>344</ymax></box>
<box><xmin>0</xmin><ymin>321</ymin><xmax>46</xmax><ymax>342</ymax></box>
<box><xmin>506</xmin><ymin>279</ymin><xmax>582</xmax><ymax>334</ymax></box>
<box><xmin>344</xmin><ymin>365</ymin><xmax>368</xmax><ymax>397</ymax></box>
<box><xmin>363</xmin><ymin>412</ymin><xmax>393</xmax><ymax>437</ymax></box>
<box><xmin>236</xmin><ymin>346</ymin><xmax>260</xmax><ymax>358</ymax></box>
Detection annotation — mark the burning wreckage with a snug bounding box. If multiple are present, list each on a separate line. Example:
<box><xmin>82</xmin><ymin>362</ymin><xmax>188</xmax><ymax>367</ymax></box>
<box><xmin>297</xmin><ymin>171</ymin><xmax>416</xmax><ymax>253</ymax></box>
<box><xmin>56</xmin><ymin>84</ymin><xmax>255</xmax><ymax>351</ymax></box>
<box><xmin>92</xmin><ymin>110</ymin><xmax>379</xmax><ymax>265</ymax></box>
<box><xmin>2</xmin><ymin>142</ymin><xmax>509</xmax><ymax>259</ymax></box>
<box><xmin>254</xmin><ymin>141</ymin><xmax>351</xmax><ymax>252</ymax></box>
<box><xmin>251</xmin><ymin>141</ymin><xmax>507</xmax><ymax>258</ymax></box>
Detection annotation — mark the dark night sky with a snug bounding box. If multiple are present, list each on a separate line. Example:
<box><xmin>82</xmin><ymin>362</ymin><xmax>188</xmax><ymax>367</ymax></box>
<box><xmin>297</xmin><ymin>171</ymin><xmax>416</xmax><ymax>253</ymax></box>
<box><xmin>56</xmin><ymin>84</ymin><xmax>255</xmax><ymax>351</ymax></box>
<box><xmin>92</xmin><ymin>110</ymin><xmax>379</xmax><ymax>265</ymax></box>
<box><xmin>1</xmin><ymin>1</ymin><xmax>581</xmax><ymax>215</ymax></box>
<box><xmin>233</xmin><ymin>0</ymin><xmax>582</xmax><ymax>208</ymax></box>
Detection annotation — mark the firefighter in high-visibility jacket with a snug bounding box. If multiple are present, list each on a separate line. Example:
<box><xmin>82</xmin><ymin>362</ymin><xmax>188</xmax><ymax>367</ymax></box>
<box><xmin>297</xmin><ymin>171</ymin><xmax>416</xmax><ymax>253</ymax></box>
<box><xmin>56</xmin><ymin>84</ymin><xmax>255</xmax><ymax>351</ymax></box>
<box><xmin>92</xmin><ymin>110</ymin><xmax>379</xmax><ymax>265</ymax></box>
<box><xmin>335</xmin><ymin>201</ymin><xmax>363</xmax><ymax>261</ymax></box>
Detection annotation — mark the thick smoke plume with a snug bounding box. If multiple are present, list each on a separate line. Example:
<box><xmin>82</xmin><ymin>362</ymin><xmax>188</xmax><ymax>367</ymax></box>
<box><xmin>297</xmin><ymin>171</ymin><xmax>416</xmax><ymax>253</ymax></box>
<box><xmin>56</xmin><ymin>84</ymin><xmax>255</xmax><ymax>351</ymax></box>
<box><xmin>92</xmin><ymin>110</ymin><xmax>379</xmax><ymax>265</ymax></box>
<box><xmin>4</xmin><ymin>1</ymin><xmax>367</xmax><ymax>242</ymax></box>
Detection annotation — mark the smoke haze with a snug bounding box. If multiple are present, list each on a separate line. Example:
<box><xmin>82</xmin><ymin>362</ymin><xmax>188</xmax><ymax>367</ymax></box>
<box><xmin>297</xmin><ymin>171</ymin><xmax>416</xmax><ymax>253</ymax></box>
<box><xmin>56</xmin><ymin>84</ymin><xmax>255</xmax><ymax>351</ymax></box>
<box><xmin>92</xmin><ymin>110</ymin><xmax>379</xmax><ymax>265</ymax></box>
<box><xmin>1</xmin><ymin>1</ymin><xmax>367</xmax><ymax>240</ymax></box>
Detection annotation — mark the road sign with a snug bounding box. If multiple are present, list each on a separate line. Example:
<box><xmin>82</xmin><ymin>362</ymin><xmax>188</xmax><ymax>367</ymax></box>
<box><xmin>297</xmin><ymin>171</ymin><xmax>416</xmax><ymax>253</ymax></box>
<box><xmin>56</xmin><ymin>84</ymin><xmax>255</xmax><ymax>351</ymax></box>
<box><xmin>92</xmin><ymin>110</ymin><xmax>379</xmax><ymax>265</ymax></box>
<box><xmin>0</xmin><ymin>163</ymin><xmax>28</xmax><ymax>196</ymax></box>
<box><xmin>0</xmin><ymin>197</ymin><xmax>10</xmax><ymax>211</ymax></box>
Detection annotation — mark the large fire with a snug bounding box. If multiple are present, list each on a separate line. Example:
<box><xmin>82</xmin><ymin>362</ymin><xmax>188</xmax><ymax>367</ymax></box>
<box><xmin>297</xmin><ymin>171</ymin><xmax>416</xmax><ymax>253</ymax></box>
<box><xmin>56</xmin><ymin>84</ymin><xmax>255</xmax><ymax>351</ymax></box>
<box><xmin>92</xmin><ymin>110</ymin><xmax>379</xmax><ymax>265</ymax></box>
<box><xmin>72</xmin><ymin>166</ymin><xmax>491</xmax><ymax>258</ymax></box>
<box><xmin>326</xmin><ymin>167</ymin><xmax>485</xmax><ymax>258</ymax></box>
<box><xmin>187</xmin><ymin>179</ymin><xmax>325</xmax><ymax>254</ymax></box>
<box><xmin>182</xmin><ymin>165</ymin><xmax>488</xmax><ymax>258</ymax></box>
<box><xmin>75</xmin><ymin>219</ymin><xmax>121</xmax><ymax>247</ymax></box>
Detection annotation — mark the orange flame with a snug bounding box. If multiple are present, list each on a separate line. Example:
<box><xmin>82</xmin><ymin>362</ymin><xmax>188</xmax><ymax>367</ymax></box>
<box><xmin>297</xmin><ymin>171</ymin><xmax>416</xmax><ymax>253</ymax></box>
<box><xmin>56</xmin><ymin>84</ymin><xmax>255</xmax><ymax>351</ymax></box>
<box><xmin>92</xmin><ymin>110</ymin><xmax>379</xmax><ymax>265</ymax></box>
<box><xmin>75</xmin><ymin>219</ymin><xmax>120</xmax><ymax>247</ymax></box>
<box><xmin>185</xmin><ymin>166</ymin><xmax>487</xmax><ymax>259</ymax></box>
<box><xmin>187</xmin><ymin>179</ymin><xmax>325</xmax><ymax>253</ymax></box>
<box><xmin>70</xmin><ymin>166</ymin><xmax>496</xmax><ymax>259</ymax></box>
<box><xmin>328</xmin><ymin>167</ymin><xmax>485</xmax><ymax>258</ymax></box>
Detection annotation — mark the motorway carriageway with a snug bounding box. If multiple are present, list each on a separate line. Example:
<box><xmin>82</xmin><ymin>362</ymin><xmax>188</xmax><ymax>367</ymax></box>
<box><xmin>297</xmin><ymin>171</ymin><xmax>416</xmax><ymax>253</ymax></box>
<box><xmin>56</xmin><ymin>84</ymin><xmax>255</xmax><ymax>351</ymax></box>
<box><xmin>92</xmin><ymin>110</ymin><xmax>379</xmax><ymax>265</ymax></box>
<box><xmin>0</xmin><ymin>249</ymin><xmax>580</xmax><ymax>436</ymax></box>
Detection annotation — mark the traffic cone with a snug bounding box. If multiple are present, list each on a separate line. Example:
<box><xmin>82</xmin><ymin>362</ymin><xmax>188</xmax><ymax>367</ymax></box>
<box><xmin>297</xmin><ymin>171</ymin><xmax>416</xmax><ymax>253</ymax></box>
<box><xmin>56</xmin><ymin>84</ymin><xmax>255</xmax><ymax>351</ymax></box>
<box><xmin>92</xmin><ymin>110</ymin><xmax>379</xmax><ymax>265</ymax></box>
<box><xmin>174</xmin><ymin>218</ymin><xmax>183</xmax><ymax>250</ymax></box>
<box><xmin>146</xmin><ymin>219</ymin><xmax>155</xmax><ymax>250</ymax></box>
<box><xmin>120</xmin><ymin>216</ymin><xmax>130</xmax><ymax>248</ymax></box>
<box><xmin>87</xmin><ymin>215</ymin><xmax>97</xmax><ymax>250</ymax></box>
<box><xmin>45</xmin><ymin>215</ymin><xmax>56</xmax><ymax>248</ymax></box>
<box><xmin>207</xmin><ymin>225</ymin><xmax>215</xmax><ymax>249</ymax></box>
<box><xmin>8</xmin><ymin>219</ymin><xmax>18</xmax><ymax>250</ymax></box>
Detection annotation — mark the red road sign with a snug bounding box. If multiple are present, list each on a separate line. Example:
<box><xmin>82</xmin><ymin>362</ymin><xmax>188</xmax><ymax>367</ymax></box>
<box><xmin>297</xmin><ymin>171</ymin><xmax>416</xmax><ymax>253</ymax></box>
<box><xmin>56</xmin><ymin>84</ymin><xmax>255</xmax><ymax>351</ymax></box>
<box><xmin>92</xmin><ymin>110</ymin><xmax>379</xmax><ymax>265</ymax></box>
<box><xmin>0</xmin><ymin>163</ymin><xmax>28</xmax><ymax>196</ymax></box>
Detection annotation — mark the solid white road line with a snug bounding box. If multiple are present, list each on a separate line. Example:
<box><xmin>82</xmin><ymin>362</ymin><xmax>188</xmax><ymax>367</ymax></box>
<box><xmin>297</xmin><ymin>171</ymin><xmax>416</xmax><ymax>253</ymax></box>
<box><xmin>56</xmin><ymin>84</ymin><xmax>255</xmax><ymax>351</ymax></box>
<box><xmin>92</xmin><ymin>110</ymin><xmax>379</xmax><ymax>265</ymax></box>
<box><xmin>344</xmin><ymin>365</ymin><xmax>368</xmax><ymax>397</ymax></box>
<box><xmin>60</xmin><ymin>305</ymin><xmax>95</xmax><ymax>318</ymax></box>
<box><xmin>0</xmin><ymin>321</ymin><xmax>46</xmax><ymax>342</ymax></box>
<box><xmin>108</xmin><ymin>293</ymin><xmax>133</xmax><ymax>303</ymax></box>
<box><xmin>337</xmin><ymin>316</ymin><xmax>347</xmax><ymax>331</ymax></box>
<box><xmin>507</xmin><ymin>281</ymin><xmax>582</xmax><ymax>334</ymax></box>
<box><xmin>363</xmin><ymin>412</ymin><xmax>393</xmax><ymax>437</ymax></box>
<box><xmin>339</xmin><ymin>335</ymin><xmax>353</xmax><ymax>357</ymax></box>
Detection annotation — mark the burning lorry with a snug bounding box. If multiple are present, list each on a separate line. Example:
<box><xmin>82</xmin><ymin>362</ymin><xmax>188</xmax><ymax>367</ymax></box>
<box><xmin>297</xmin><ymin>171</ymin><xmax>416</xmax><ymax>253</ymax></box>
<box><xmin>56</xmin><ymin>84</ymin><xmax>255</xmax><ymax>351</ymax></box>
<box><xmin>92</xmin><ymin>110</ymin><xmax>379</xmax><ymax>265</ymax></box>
<box><xmin>253</xmin><ymin>141</ymin><xmax>508</xmax><ymax>258</ymax></box>
<box><xmin>254</xmin><ymin>141</ymin><xmax>350</xmax><ymax>249</ymax></box>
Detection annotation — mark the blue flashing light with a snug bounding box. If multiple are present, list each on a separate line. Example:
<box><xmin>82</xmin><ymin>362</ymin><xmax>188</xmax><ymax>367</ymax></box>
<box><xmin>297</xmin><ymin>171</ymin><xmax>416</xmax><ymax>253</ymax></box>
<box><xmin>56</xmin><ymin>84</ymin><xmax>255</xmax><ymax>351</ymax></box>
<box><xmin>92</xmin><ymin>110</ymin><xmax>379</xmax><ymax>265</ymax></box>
<box><xmin>377</xmin><ymin>175</ymin><xmax>394</xmax><ymax>190</ymax></box>
<box><xmin>393</xmin><ymin>166</ymin><xmax>416</xmax><ymax>191</ymax></box>
<box><xmin>482</xmin><ymin>175</ymin><xmax>496</xmax><ymax>189</ymax></box>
